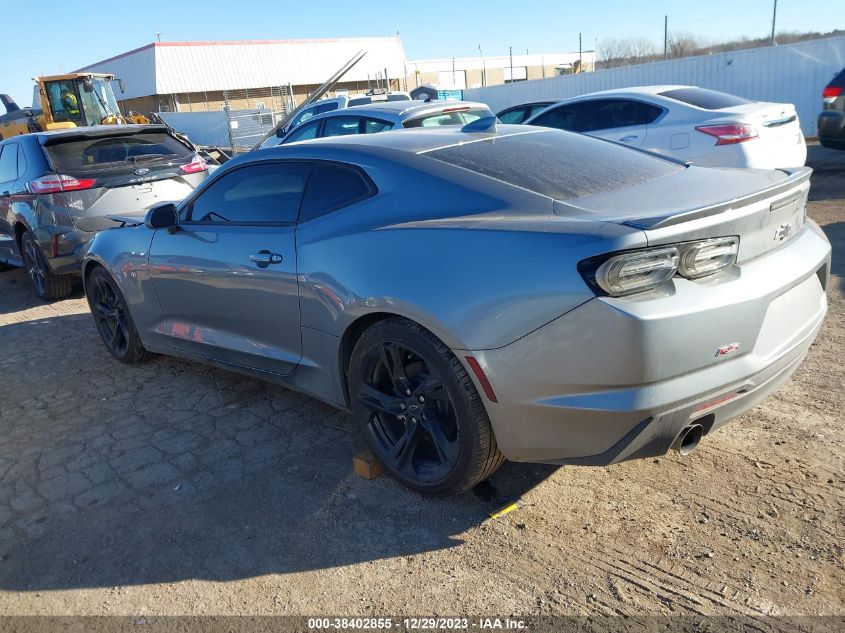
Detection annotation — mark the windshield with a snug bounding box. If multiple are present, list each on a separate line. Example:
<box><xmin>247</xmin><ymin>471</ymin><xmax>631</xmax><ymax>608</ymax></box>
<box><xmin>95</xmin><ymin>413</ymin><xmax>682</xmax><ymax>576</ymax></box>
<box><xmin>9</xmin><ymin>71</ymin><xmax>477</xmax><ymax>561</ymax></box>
<box><xmin>44</xmin><ymin>77</ymin><xmax>121</xmax><ymax>126</ymax></box>
<box><xmin>403</xmin><ymin>108</ymin><xmax>493</xmax><ymax>128</ymax></box>
<box><xmin>46</xmin><ymin>131</ymin><xmax>194</xmax><ymax>176</ymax></box>
<box><xmin>78</xmin><ymin>77</ymin><xmax>121</xmax><ymax>125</ymax></box>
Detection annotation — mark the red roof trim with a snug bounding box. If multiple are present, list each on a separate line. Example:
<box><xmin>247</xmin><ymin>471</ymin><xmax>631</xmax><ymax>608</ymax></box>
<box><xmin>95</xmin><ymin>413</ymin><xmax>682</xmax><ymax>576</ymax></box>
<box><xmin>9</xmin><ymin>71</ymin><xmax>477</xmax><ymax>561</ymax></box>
<box><xmin>153</xmin><ymin>37</ymin><xmax>398</xmax><ymax>47</ymax></box>
<box><xmin>76</xmin><ymin>42</ymin><xmax>156</xmax><ymax>70</ymax></box>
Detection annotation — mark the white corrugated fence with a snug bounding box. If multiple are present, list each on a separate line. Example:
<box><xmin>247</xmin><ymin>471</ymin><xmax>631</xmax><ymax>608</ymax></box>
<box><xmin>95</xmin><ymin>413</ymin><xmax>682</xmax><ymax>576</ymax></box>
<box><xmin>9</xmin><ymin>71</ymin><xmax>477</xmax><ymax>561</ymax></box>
<box><xmin>463</xmin><ymin>36</ymin><xmax>845</xmax><ymax>137</ymax></box>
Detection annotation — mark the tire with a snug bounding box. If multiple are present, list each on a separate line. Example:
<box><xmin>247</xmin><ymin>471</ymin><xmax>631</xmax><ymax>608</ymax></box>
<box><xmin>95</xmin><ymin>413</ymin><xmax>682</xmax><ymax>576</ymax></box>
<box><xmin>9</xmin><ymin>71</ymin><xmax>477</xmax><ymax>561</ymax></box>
<box><xmin>85</xmin><ymin>266</ymin><xmax>153</xmax><ymax>364</ymax></box>
<box><xmin>819</xmin><ymin>138</ymin><xmax>845</xmax><ymax>151</ymax></box>
<box><xmin>20</xmin><ymin>231</ymin><xmax>73</xmax><ymax>300</ymax></box>
<box><xmin>348</xmin><ymin>317</ymin><xmax>504</xmax><ymax>496</ymax></box>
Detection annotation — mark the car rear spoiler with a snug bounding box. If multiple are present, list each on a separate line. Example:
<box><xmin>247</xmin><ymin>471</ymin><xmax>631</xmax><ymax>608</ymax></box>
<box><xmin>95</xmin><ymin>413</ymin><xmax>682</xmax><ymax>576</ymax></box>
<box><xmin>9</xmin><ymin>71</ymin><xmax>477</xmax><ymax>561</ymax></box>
<box><xmin>252</xmin><ymin>49</ymin><xmax>368</xmax><ymax>150</ymax></box>
<box><xmin>39</xmin><ymin>124</ymin><xmax>172</xmax><ymax>146</ymax></box>
<box><xmin>620</xmin><ymin>167</ymin><xmax>813</xmax><ymax>230</ymax></box>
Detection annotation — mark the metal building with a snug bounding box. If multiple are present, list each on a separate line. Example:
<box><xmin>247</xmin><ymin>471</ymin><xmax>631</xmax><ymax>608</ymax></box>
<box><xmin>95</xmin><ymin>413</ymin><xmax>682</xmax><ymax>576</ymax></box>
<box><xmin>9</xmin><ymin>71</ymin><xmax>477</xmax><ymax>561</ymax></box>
<box><xmin>409</xmin><ymin>51</ymin><xmax>597</xmax><ymax>91</ymax></box>
<box><xmin>78</xmin><ymin>36</ymin><xmax>408</xmax><ymax>115</ymax></box>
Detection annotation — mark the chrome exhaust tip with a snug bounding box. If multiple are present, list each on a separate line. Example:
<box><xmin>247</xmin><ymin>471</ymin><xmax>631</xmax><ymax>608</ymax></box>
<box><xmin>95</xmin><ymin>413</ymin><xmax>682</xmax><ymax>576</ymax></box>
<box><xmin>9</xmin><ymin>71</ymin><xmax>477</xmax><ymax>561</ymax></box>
<box><xmin>673</xmin><ymin>424</ymin><xmax>704</xmax><ymax>456</ymax></box>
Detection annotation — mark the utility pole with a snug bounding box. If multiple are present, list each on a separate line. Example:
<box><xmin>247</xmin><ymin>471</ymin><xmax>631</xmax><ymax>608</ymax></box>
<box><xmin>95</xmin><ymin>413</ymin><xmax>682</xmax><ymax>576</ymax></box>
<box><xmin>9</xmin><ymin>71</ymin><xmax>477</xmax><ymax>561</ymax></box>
<box><xmin>578</xmin><ymin>32</ymin><xmax>582</xmax><ymax>72</ymax></box>
<box><xmin>478</xmin><ymin>44</ymin><xmax>486</xmax><ymax>87</ymax></box>
<box><xmin>663</xmin><ymin>15</ymin><xmax>668</xmax><ymax>60</ymax></box>
<box><xmin>451</xmin><ymin>57</ymin><xmax>456</xmax><ymax>86</ymax></box>
<box><xmin>770</xmin><ymin>0</ymin><xmax>778</xmax><ymax>46</ymax></box>
<box><xmin>509</xmin><ymin>46</ymin><xmax>513</xmax><ymax>83</ymax></box>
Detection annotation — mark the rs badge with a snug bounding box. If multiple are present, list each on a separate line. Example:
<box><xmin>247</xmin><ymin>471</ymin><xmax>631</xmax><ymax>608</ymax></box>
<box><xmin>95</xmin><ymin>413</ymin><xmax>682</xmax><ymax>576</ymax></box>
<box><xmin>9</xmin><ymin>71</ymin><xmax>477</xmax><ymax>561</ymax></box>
<box><xmin>715</xmin><ymin>342</ymin><xmax>740</xmax><ymax>357</ymax></box>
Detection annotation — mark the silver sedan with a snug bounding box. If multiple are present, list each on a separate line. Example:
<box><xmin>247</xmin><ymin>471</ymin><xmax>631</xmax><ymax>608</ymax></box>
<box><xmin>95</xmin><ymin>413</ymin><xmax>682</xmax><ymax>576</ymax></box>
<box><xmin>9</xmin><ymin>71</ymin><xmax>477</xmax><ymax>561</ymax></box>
<box><xmin>82</xmin><ymin>125</ymin><xmax>831</xmax><ymax>496</ymax></box>
<box><xmin>258</xmin><ymin>100</ymin><xmax>494</xmax><ymax>148</ymax></box>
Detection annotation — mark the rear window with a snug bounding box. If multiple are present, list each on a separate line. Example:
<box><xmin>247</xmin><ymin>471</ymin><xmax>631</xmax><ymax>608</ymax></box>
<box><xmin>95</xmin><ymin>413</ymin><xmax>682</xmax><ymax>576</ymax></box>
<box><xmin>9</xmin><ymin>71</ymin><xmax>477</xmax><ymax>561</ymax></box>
<box><xmin>425</xmin><ymin>129</ymin><xmax>682</xmax><ymax>201</ymax></box>
<box><xmin>404</xmin><ymin>108</ymin><xmax>492</xmax><ymax>128</ymax></box>
<box><xmin>659</xmin><ymin>87</ymin><xmax>753</xmax><ymax>110</ymax></box>
<box><xmin>829</xmin><ymin>67</ymin><xmax>845</xmax><ymax>88</ymax></box>
<box><xmin>46</xmin><ymin>132</ymin><xmax>193</xmax><ymax>175</ymax></box>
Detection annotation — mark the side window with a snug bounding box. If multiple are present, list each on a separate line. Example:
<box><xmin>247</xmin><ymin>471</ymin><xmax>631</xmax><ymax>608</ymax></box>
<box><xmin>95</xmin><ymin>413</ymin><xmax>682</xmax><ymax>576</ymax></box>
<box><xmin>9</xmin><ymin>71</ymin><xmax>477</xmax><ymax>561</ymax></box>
<box><xmin>362</xmin><ymin>118</ymin><xmax>393</xmax><ymax>133</ymax></box>
<box><xmin>284</xmin><ymin>121</ymin><xmax>321</xmax><ymax>144</ymax></box>
<box><xmin>16</xmin><ymin>144</ymin><xmax>28</xmax><ymax>180</ymax></box>
<box><xmin>316</xmin><ymin>102</ymin><xmax>340</xmax><ymax>115</ymax></box>
<box><xmin>528</xmin><ymin>103</ymin><xmax>553</xmax><ymax>119</ymax></box>
<box><xmin>530</xmin><ymin>103</ymin><xmax>582</xmax><ymax>131</ymax></box>
<box><xmin>0</xmin><ymin>145</ymin><xmax>18</xmax><ymax>184</ymax></box>
<box><xmin>579</xmin><ymin>99</ymin><xmax>663</xmax><ymax>132</ymax></box>
<box><xmin>497</xmin><ymin>107</ymin><xmax>529</xmax><ymax>124</ymax></box>
<box><xmin>290</xmin><ymin>105</ymin><xmax>319</xmax><ymax>129</ymax></box>
<box><xmin>188</xmin><ymin>162</ymin><xmax>312</xmax><ymax>225</ymax></box>
<box><xmin>323</xmin><ymin>116</ymin><xmax>361</xmax><ymax>137</ymax></box>
<box><xmin>299</xmin><ymin>162</ymin><xmax>376</xmax><ymax>223</ymax></box>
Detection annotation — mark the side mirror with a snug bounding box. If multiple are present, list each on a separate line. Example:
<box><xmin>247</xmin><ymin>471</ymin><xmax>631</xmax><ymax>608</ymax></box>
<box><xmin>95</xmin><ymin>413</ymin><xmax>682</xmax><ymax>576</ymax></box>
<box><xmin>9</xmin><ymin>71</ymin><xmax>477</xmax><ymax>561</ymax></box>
<box><xmin>117</xmin><ymin>79</ymin><xmax>126</xmax><ymax>94</ymax></box>
<box><xmin>145</xmin><ymin>202</ymin><xmax>179</xmax><ymax>231</ymax></box>
<box><xmin>275</xmin><ymin>127</ymin><xmax>286</xmax><ymax>138</ymax></box>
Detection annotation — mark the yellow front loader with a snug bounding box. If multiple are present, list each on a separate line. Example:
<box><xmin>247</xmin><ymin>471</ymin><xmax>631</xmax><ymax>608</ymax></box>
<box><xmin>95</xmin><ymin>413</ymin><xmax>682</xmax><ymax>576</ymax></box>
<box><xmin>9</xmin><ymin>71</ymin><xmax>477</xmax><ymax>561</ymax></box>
<box><xmin>0</xmin><ymin>73</ymin><xmax>148</xmax><ymax>139</ymax></box>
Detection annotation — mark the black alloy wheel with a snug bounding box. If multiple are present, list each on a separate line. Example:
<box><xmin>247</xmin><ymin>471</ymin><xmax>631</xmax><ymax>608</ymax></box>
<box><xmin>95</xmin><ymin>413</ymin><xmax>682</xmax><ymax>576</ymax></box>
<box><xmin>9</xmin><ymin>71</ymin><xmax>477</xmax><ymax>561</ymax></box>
<box><xmin>85</xmin><ymin>267</ymin><xmax>152</xmax><ymax>363</ymax></box>
<box><xmin>349</xmin><ymin>317</ymin><xmax>504</xmax><ymax>496</ymax></box>
<box><xmin>359</xmin><ymin>340</ymin><xmax>460</xmax><ymax>484</ymax></box>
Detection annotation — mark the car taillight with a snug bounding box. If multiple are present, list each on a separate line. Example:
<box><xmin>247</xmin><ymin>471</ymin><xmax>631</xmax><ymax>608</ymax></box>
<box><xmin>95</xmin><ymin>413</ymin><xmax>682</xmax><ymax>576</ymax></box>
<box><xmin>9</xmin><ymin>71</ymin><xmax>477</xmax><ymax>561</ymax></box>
<box><xmin>822</xmin><ymin>86</ymin><xmax>843</xmax><ymax>99</ymax></box>
<box><xmin>26</xmin><ymin>174</ymin><xmax>96</xmax><ymax>194</ymax></box>
<box><xmin>695</xmin><ymin>123</ymin><xmax>758</xmax><ymax>145</ymax></box>
<box><xmin>677</xmin><ymin>237</ymin><xmax>739</xmax><ymax>279</ymax></box>
<box><xmin>180</xmin><ymin>156</ymin><xmax>208</xmax><ymax>174</ymax></box>
<box><xmin>579</xmin><ymin>237</ymin><xmax>740</xmax><ymax>297</ymax></box>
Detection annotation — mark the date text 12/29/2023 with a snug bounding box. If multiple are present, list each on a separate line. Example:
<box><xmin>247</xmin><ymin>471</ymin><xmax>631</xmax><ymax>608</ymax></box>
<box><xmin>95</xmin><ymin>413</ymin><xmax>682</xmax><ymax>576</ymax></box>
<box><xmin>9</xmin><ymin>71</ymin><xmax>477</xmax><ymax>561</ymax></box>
<box><xmin>307</xmin><ymin>618</ymin><xmax>527</xmax><ymax>630</ymax></box>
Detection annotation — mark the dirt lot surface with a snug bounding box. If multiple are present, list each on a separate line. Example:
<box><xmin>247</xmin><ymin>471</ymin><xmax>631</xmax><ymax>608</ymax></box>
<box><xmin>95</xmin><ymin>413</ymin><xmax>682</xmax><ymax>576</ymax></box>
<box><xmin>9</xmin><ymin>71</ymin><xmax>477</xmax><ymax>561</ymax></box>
<box><xmin>0</xmin><ymin>146</ymin><xmax>842</xmax><ymax>627</ymax></box>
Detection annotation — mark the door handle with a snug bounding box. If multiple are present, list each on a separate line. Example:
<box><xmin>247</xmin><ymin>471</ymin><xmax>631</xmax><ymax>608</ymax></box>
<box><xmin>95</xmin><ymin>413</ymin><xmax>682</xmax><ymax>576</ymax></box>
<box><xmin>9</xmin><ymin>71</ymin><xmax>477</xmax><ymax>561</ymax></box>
<box><xmin>618</xmin><ymin>135</ymin><xmax>638</xmax><ymax>142</ymax></box>
<box><xmin>250</xmin><ymin>250</ymin><xmax>283</xmax><ymax>266</ymax></box>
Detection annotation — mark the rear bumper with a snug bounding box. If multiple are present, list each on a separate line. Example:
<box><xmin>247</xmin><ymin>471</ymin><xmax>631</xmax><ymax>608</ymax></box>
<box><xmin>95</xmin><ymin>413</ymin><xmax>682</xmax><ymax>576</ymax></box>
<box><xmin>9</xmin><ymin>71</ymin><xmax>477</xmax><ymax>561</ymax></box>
<box><xmin>36</xmin><ymin>228</ymin><xmax>94</xmax><ymax>276</ymax></box>
<box><xmin>470</xmin><ymin>221</ymin><xmax>831</xmax><ymax>464</ymax></box>
<box><xmin>694</xmin><ymin>135</ymin><xmax>807</xmax><ymax>169</ymax></box>
<box><xmin>818</xmin><ymin>111</ymin><xmax>845</xmax><ymax>144</ymax></box>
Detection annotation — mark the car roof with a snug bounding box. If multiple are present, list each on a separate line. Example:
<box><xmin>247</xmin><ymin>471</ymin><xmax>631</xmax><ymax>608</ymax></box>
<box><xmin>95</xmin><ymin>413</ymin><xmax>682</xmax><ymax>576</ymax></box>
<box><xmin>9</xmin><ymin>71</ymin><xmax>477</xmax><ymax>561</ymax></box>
<box><xmin>500</xmin><ymin>101</ymin><xmax>555</xmax><ymax>110</ymax></box>
<box><xmin>567</xmin><ymin>85</ymin><xmax>692</xmax><ymax>99</ymax></box>
<box><xmin>263</xmin><ymin>124</ymin><xmax>542</xmax><ymax>158</ymax></box>
<box><xmin>284</xmin><ymin>100</ymin><xmax>492</xmax><ymax>130</ymax></box>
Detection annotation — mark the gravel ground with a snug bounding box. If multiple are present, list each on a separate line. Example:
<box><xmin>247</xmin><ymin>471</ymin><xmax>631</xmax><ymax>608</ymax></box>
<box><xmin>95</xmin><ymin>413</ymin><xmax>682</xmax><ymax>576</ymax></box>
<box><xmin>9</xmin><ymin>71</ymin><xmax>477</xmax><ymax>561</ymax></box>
<box><xmin>0</xmin><ymin>148</ymin><xmax>842</xmax><ymax>627</ymax></box>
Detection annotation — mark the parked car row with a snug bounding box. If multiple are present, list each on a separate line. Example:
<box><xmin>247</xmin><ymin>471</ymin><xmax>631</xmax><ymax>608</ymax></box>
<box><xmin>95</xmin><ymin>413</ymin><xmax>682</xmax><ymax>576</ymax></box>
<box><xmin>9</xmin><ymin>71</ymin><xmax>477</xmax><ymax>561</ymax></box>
<box><xmin>0</xmin><ymin>85</ymin><xmax>832</xmax><ymax>497</ymax></box>
<box><xmin>259</xmin><ymin>100</ymin><xmax>494</xmax><ymax>148</ymax></box>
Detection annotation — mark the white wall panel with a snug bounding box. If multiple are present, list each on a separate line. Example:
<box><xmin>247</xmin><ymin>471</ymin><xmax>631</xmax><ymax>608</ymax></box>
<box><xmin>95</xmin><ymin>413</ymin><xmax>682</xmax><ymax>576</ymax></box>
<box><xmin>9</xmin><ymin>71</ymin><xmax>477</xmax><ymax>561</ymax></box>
<box><xmin>464</xmin><ymin>37</ymin><xmax>845</xmax><ymax>136</ymax></box>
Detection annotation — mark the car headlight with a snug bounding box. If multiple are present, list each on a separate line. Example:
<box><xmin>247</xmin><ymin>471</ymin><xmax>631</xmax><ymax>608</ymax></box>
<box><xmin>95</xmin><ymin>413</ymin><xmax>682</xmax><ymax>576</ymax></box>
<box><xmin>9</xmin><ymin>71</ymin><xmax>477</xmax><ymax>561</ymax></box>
<box><xmin>579</xmin><ymin>237</ymin><xmax>739</xmax><ymax>297</ymax></box>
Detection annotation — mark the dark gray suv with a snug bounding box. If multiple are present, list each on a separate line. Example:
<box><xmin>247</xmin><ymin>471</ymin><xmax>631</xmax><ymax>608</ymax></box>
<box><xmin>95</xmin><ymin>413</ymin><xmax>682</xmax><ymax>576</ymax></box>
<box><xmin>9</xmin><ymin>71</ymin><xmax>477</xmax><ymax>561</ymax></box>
<box><xmin>0</xmin><ymin>125</ymin><xmax>208</xmax><ymax>299</ymax></box>
<box><xmin>818</xmin><ymin>67</ymin><xmax>845</xmax><ymax>149</ymax></box>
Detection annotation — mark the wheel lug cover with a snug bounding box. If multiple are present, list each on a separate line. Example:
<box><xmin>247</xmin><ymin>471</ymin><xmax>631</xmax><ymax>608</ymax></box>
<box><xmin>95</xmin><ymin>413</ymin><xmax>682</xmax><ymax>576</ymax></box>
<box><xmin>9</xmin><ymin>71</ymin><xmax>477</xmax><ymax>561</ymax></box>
<box><xmin>405</xmin><ymin>389</ymin><xmax>411</xmax><ymax>396</ymax></box>
<box><xmin>419</xmin><ymin>396</ymin><xmax>425</xmax><ymax>403</ymax></box>
<box><xmin>400</xmin><ymin>403</ymin><xmax>406</xmax><ymax>410</ymax></box>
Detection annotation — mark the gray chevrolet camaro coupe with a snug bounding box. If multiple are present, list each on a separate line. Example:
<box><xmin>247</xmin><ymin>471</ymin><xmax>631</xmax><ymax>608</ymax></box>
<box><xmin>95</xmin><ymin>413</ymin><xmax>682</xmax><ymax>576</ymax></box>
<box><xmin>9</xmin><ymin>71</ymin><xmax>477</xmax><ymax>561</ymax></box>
<box><xmin>82</xmin><ymin>123</ymin><xmax>831</xmax><ymax>496</ymax></box>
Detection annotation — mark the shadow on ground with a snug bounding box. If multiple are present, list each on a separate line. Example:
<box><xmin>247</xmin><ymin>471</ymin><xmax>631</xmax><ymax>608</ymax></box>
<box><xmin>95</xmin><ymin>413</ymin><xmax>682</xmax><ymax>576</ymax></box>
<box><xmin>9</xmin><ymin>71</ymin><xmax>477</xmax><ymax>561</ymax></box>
<box><xmin>0</xmin><ymin>312</ymin><xmax>557</xmax><ymax>592</ymax></box>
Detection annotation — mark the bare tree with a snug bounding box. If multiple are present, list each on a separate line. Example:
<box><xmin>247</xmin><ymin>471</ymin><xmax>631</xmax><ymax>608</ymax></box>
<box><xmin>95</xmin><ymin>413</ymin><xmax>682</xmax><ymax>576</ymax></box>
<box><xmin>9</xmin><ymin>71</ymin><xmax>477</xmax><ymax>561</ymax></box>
<box><xmin>667</xmin><ymin>32</ymin><xmax>701</xmax><ymax>59</ymax></box>
<box><xmin>598</xmin><ymin>37</ymin><xmax>657</xmax><ymax>68</ymax></box>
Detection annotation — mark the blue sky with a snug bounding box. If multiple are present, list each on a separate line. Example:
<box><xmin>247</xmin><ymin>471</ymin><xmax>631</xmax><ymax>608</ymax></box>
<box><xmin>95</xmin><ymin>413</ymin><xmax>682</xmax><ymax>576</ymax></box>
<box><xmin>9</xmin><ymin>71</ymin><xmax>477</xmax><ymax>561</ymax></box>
<box><xmin>2</xmin><ymin>0</ymin><xmax>843</xmax><ymax>106</ymax></box>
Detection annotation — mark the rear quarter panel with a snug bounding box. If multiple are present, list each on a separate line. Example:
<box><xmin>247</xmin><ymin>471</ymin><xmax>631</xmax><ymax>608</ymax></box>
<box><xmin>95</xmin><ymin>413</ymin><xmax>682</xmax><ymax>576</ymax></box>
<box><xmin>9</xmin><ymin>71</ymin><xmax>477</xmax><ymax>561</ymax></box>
<box><xmin>294</xmin><ymin>152</ymin><xmax>646</xmax><ymax>351</ymax></box>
